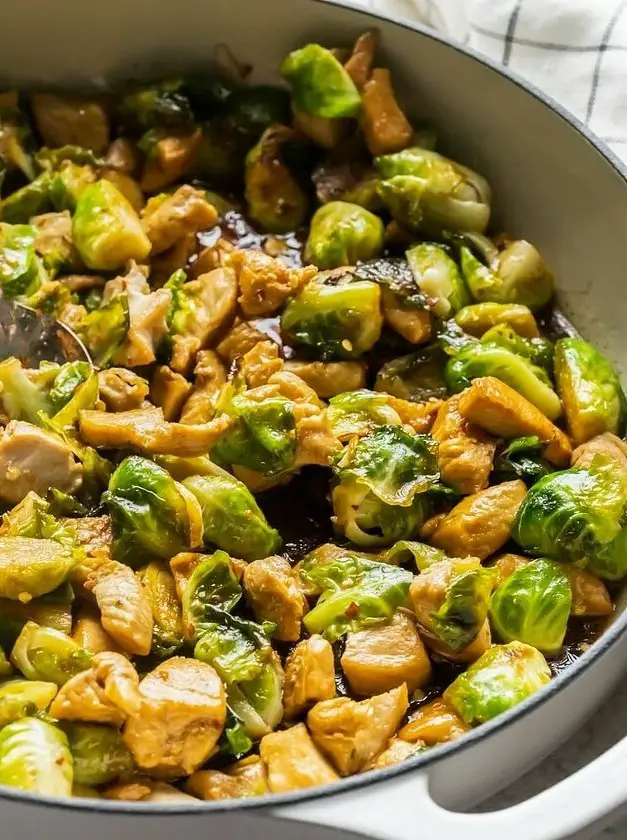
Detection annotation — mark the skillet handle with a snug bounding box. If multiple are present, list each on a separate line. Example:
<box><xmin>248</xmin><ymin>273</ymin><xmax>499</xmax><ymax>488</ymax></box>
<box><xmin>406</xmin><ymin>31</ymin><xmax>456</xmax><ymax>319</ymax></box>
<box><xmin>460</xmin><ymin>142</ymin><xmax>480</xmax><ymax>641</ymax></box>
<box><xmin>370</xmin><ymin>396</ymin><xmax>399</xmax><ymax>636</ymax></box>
<box><xmin>271</xmin><ymin>734</ymin><xmax>627</xmax><ymax>840</ymax></box>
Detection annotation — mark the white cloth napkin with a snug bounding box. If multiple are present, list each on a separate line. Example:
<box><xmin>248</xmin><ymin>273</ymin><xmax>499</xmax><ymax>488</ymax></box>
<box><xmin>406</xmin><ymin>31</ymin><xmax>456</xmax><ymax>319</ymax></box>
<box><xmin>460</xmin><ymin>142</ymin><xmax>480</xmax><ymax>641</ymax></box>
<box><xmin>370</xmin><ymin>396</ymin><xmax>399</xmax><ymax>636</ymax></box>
<box><xmin>356</xmin><ymin>0</ymin><xmax>627</xmax><ymax>162</ymax></box>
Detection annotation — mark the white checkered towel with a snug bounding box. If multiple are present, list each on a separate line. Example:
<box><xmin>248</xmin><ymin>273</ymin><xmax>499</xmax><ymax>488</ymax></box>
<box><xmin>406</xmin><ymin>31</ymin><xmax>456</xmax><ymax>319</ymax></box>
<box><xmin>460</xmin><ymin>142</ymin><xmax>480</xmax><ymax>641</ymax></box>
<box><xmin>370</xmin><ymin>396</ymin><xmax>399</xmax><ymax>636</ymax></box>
<box><xmin>357</xmin><ymin>0</ymin><xmax>627</xmax><ymax>161</ymax></box>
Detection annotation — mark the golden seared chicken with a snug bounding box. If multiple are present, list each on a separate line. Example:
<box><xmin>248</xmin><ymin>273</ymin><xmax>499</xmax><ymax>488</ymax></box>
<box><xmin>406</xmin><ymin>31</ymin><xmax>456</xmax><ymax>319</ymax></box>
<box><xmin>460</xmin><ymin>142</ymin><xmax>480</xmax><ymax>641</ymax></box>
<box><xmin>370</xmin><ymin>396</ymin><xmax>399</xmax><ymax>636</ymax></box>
<box><xmin>151</xmin><ymin>366</ymin><xmax>192</xmax><ymax>421</ymax></box>
<box><xmin>179</xmin><ymin>351</ymin><xmax>227</xmax><ymax>424</ymax></box>
<box><xmin>141</xmin><ymin>186</ymin><xmax>217</xmax><ymax>255</ymax></box>
<box><xmin>431</xmin><ymin>395</ymin><xmax>496</xmax><ymax>494</ymax></box>
<box><xmin>564</xmin><ymin>567</ymin><xmax>613</xmax><ymax>617</ymax></box>
<box><xmin>259</xmin><ymin>723</ymin><xmax>339</xmax><ymax>793</ymax></box>
<box><xmin>71</xmin><ymin>607</ymin><xmax>127</xmax><ymax>656</ymax></box>
<box><xmin>399</xmin><ymin>699</ymin><xmax>470</xmax><ymax>746</ymax></box>
<box><xmin>572</xmin><ymin>432</ymin><xmax>627</xmax><ymax>472</ymax></box>
<box><xmin>123</xmin><ymin>657</ymin><xmax>227</xmax><ymax>778</ymax></box>
<box><xmin>283</xmin><ymin>635</ymin><xmax>337</xmax><ymax>719</ymax></box>
<box><xmin>140</xmin><ymin>130</ymin><xmax>202</xmax><ymax>194</ymax></box>
<box><xmin>243</xmin><ymin>555</ymin><xmax>307</xmax><ymax>642</ymax></box>
<box><xmin>185</xmin><ymin>756</ymin><xmax>268</xmax><ymax>801</ymax></box>
<box><xmin>365</xmin><ymin>737</ymin><xmax>424</xmax><ymax>770</ymax></box>
<box><xmin>97</xmin><ymin>368</ymin><xmax>150</xmax><ymax>412</ymax></box>
<box><xmin>231</xmin><ymin>250</ymin><xmax>317</xmax><ymax>317</ymax></box>
<box><xmin>284</xmin><ymin>361</ymin><xmax>367</xmax><ymax>398</ymax></box>
<box><xmin>239</xmin><ymin>341</ymin><xmax>284</xmax><ymax>389</ymax></box>
<box><xmin>31</xmin><ymin>92</ymin><xmax>110</xmax><ymax>152</ymax></box>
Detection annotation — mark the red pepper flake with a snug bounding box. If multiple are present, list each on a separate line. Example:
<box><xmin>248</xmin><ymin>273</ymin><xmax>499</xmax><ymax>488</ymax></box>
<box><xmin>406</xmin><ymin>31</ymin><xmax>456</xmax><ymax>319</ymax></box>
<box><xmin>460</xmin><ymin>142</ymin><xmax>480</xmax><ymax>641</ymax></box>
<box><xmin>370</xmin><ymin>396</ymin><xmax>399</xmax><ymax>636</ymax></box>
<box><xmin>345</xmin><ymin>601</ymin><xmax>360</xmax><ymax>619</ymax></box>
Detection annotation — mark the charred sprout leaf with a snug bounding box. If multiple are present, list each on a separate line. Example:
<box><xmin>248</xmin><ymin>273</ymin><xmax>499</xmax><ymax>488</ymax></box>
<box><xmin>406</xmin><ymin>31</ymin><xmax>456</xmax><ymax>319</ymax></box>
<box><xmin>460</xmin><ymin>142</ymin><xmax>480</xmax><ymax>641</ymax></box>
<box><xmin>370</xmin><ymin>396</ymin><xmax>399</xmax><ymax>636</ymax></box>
<box><xmin>0</xmin><ymin>679</ymin><xmax>57</xmax><ymax>727</ymax></box>
<box><xmin>436</xmin><ymin>319</ymin><xmax>477</xmax><ymax>357</ymax></box>
<box><xmin>481</xmin><ymin>324</ymin><xmax>554</xmax><ymax>375</ymax></box>
<box><xmin>304</xmin><ymin>202</ymin><xmax>385</xmax><ymax>270</ymax></box>
<box><xmin>406</xmin><ymin>242</ymin><xmax>469</xmax><ymax>318</ymax></box>
<box><xmin>136</xmin><ymin>560</ymin><xmax>184</xmax><ymax>657</ymax></box>
<box><xmin>493</xmin><ymin>436</ymin><xmax>554</xmax><ymax>486</ymax></box>
<box><xmin>119</xmin><ymin>80</ymin><xmax>194</xmax><ymax>130</ymax></box>
<box><xmin>72</xmin><ymin>180</ymin><xmax>151</xmax><ymax>271</ymax></box>
<box><xmin>375</xmin><ymin>345</ymin><xmax>449</xmax><ymax>403</ymax></box>
<box><xmin>182</xmin><ymin>550</ymin><xmax>243</xmax><ymax>640</ymax></box>
<box><xmin>64</xmin><ymin>723</ymin><xmax>134</xmax><ymax>786</ymax></box>
<box><xmin>0</xmin><ymin>717</ymin><xmax>73</xmax><ymax>796</ymax></box>
<box><xmin>555</xmin><ymin>337</ymin><xmax>626</xmax><ymax>445</ymax></box>
<box><xmin>489</xmin><ymin>558</ymin><xmax>571</xmax><ymax>653</ymax></box>
<box><xmin>11</xmin><ymin>622</ymin><xmax>91</xmax><ymax>686</ymax></box>
<box><xmin>281</xmin><ymin>278</ymin><xmax>383</xmax><ymax>361</ymax></box>
<box><xmin>183</xmin><ymin>473</ymin><xmax>282</xmax><ymax>562</ymax></box>
<box><xmin>444</xmin><ymin>642</ymin><xmax>550</xmax><ymax>725</ymax></box>
<box><xmin>103</xmin><ymin>456</ymin><xmax>196</xmax><ymax>567</ymax></box>
<box><xmin>429</xmin><ymin>564</ymin><xmax>497</xmax><ymax>653</ymax></box>
<box><xmin>445</xmin><ymin>342</ymin><xmax>562</xmax><ymax>421</ymax></box>
<box><xmin>195</xmin><ymin>607</ymin><xmax>283</xmax><ymax>738</ymax></box>
<box><xmin>0</xmin><ymin>223</ymin><xmax>41</xmax><ymax>299</ymax></box>
<box><xmin>513</xmin><ymin>456</ymin><xmax>627</xmax><ymax>581</ymax></box>
<box><xmin>354</xmin><ymin>257</ymin><xmax>422</xmax><ymax>301</ymax></box>
<box><xmin>78</xmin><ymin>295</ymin><xmax>130</xmax><ymax>368</ymax></box>
<box><xmin>1</xmin><ymin>173</ymin><xmax>51</xmax><ymax>224</ymax></box>
<box><xmin>281</xmin><ymin>44</ymin><xmax>361</xmax><ymax>118</ymax></box>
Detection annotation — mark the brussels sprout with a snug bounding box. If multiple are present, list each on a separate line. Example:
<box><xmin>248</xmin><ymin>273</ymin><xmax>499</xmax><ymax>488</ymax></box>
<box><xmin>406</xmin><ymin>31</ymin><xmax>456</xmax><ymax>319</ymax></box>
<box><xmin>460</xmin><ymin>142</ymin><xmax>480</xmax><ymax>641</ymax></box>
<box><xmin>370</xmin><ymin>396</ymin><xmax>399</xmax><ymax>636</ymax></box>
<box><xmin>11</xmin><ymin>623</ymin><xmax>91</xmax><ymax>685</ymax></box>
<box><xmin>212</xmin><ymin>391</ymin><xmax>297</xmax><ymax>476</ymax></box>
<box><xmin>493</xmin><ymin>436</ymin><xmax>554</xmax><ymax>486</ymax></box>
<box><xmin>481</xmin><ymin>324</ymin><xmax>554</xmax><ymax>375</ymax></box>
<box><xmin>49</xmin><ymin>162</ymin><xmax>96</xmax><ymax>211</ymax></box>
<box><xmin>0</xmin><ymin>357</ymin><xmax>53</xmax><ymax>423</ymax></box>
<box><xmin>443</xmin><ymin>641</ymin><xmax>551</xmax><ymax>725</ymax></box>
<box><xmin>195</xmin><ymin>608</ymin><xmax>283</xmax><ymax>738</ymax></box>
<box><xmin>0</xmin><ymin>679</ymin><xmax>57</xmax><ymax>727</ymax></box>
<box><xmin>0</xmin><ymin>105</ymin><xmax>37</xmax><ymax>182</ymax></box>
<box><xmin>304</xmin><ymin>202</ymin><xmax>385</xmax><ymax>270</ymax></box>
<box><xmin>406</xmin><ymin>242</ymin><xmax>469</xmax><ymax>318</ymax></box>
<box><xmin>327</xmin><ymin>389</ymin><xmax>403</xmax><ymax>439</ymax></box>
<box><xmin>0</xmin><ymin>718</ymin><xmax>73</xmax><ymax>796</ymax></box>
<box><xmin>281</xmin><ymin>279</ymin><xmax>383</xmax><ymax>361</ymax></box>
<box><xmin>244</xmin><ymin>126</ymin><xmax>308</xmax><ymax>234</ymax></box>
<box><xmin>0</xmin><ymin>223</ymin><xmax>41</xmax><ymax>300</ymax></box>
<box><xmin>489</xmin><ymin>558</ymin><xmax>571</xmax><ymax>654</ymax></box>
<box><xmin>64</xmin><ymin>723</ymin><xmax>134</xmax><ymax>786</ymax></box>
<box><xmin>216</xmin><ymin>710</ymin><xmax>254</xmax><ymax>761</ymax></box>
<box><xmin>136</xmin><ymin>560</ymin><xmax>184</xmax><ymax>657</ymax></box>
<box><xmin>1</xmin><ymin>492</ymin><xmax>74</xmax><ymax>546</ymax></box>
<box><xmin>460</xmin><ymin>243</ymin><xmax>554</xmax><ymax>311</ymax></box>
<box><xmin>104</xmin><ymin>456</ymin><xmax>198</xmax><ymax>567</ymax></box>
<box><xmin>119</xmin><ymin>80</ymin><xmax>194</xmax><ymax>131</ymax></box>
<box><xmin>183</xmin><ymin>473</ymin><xmax>282</xmax><ymax>561</ymax></box>
<box><xmin>375</xmin><ymin>147</ymin><xmax>491</xmax><ymax>234</ymax></box>
<box><xmin>555</xmin><ymin>337</ymin><xmax>626</xmax><ymax>445</ymax></box>
<box><xmin>445</xmin><ymin>342</ymin><xmax>562</xmax><ymax>421</ymax></box>
<box><xmin>36</xmin><ymin>145</ymin><xmax>101</xmax><ymax>171</ymax></box>
<box><xmin>454</xmin><ymin>302</ymin><xmax>540</xmax><ymax>338</ymax></box>
<box><xmin>182</xmin><ymin>550</ymin><xmax>243</xmax><ymax>640</ymax></box>
<box><xmin>51</xmin><ymin>369</ymin><xmax>99</xmax><ymax>434</ymax></box>
<box><xmin>78</xmin><ymin>294</ymin><xmax>130</xmax><ymax>368</ymax></box>
<box><xmin>513</xmin><ymin>457</ymin><xmax>627</xmax><ymax>581</ymax></box>
<box><xmin>47</xmin><ymin>361</ymin><xmax>91</xmax><ymax>414</ymax></box>
<box><xmin>281</xmin><ymin>44</ymin><xmax>361</xmax><ymax>118</ymax></box>
<box><xmin>332</xmin><ymin>425</ymin><xmax>438</xmax><ymax>546</ymax></box>
<box><xmin>0</xmin><ymin>173</ymin><xmax>51</xmax><ymax>224</ymax></box>
<box><xmin>72</xmin><ymin>180</ymin><xmax>151</xmax><ymax>271</ymax></box>
<box><xmin>301</xmin><ymin>552</ymin><xmax>413</xmax><ymax>641</ymax></box>
<box><xmin>0</xmin><ymin>538</ymin><xmax>75</xmax><ymax>601</ymax></box>
<box><xmin>375</xmin><ymin>345</ymin><xmax>449</xmax><ymax>403</ymax></box>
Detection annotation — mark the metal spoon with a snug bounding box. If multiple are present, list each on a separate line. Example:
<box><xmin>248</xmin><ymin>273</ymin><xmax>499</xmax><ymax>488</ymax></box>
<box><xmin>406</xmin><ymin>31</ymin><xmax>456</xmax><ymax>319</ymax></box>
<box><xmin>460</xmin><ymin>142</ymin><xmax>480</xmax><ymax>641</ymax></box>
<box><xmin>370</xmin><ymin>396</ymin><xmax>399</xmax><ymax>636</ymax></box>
<box><xmin>0</xmin><ymin>298</ymin><xmax>91</xmax><ymax>366</ymax></box>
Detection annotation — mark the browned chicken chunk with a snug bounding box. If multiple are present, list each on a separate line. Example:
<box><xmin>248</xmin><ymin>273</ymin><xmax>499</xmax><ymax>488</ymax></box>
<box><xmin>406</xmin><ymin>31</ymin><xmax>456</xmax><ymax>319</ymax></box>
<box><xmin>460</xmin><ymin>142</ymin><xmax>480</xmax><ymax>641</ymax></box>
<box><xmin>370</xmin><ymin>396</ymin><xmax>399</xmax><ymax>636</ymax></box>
<box><xmin>184</xmin><ymin>756</ymin><xmax>268</xmax><ymax>801</ymax></box>
<box><xmin>140</xmin><ymin>131</ymin><xmax>202</xmax><ymax>194</ymax></box>
<box><xmin>432</xmin><ymin>395</ymin><xmax>497</xmax><ymax>495</ymax></box>
<box><xmin>571</xmin><ymin>432</ymin><xmax>627</xmax><ymax>472</ymax></box>
<box><xmin>97</xmin><ymin>368</ymin><xmax>150</xmax><ymax>412</ymax></box>
<box><xmin>243</xmin><ymin>555</ymin><xmax>307</xmax><ymax>642</ymax></box>
<box><xmin>364</xmin><ymin>737</ymin><xmax>424</xmax><ymax>770</ymax></box>
<box><xmin>179</xmin><ymin>350</ymin><xmax>227</xmax><ymax>425</ymax></box>
<box><xmin>564</xmin><ymin>567</ymin><xmax>613</xmax><ymax>617</ymax></box>
<box><xmin>141</xmin><ymin>185</ymin><xmax>217</xmax><ymax>255</ymax></box>
<box><xmin>231</xmin><ymin>250</ymin><xmax>317</xmax><ymax>317</ymax></box>
<box><xmin>151</xmin><ymin>365</ymin><xmax>192</xmax><ymax>421</ymax></box>
<box><xmin>399</xmin><ymin>699</ymin><xmax>470</xmax><ymax>745</ymax></box>
<box><xmin>72</xmin><ymin>606</ymin><xmax>127</xmax><ymax>656</ymax></box>
<box><xmin>31</xmin><ymin>92</ymin><xmax>110</xmax><ymax>152</ymax></box>
<box><xmin>284</xmin><ymin>360</ymin><xmax>366</xmax><ymax>398</ymax></box>
<box><xmin>360</xmin><ymin>69</ymin><xmax>413</xmax><ymax>156</ymax></box>
<box><xmin>283</xmin><ymin>635</ymin><xmax>337</xmax><ymax>719</ymax></box>
<box><xmin>259</xmin><ymin>722</ymin><xmax>339</xmax><ymax>793</ymax></box>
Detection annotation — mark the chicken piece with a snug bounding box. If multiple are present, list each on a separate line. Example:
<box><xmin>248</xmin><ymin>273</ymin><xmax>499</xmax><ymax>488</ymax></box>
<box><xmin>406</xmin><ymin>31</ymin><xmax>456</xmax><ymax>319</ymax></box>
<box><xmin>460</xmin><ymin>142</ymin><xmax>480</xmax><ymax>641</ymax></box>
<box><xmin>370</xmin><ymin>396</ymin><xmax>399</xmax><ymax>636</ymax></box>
<box><xmin>170</xmin><ymin>267</ymin><xmax>238</xmax><ymax>375</ymax></box>
<box><xmin>360</xmin><ymin>69</ymin><xmax>413</xmax><ymax>157</ymax></box>
<box><xmin>572</xmin><ymin>432</ymin><xmax>627</xmax><ymax>472</ymax></box>
<box><xmin>184</xmin><ymin>756</ymin><xmax>268</xmax><ymax>800</ymax></box>
<box><xmin>151</xmin><ymin>366</ymin><xmax>192</xmax><ymax>422</ymax></box>
<box><xmin>169</xmin><ymin>552</ymin><xmax>204</xmax><ymax>601</ymax></box>
<box><xmin>102</xmin><ymin>781</ymin><xmax>153</xmax><ymax>802</ymax></box>
<box><xmin>344</xmin><ymin>30</ymin><xmax>379</xmax><ymax>89</ymax></box>
<box><xmin>85</xmin><ymin>560</ymin><xmax>153</xmax><ymax>656</ymax></box>
<box><xmin>105</xmin><ymin>137</ymin><xmax>140</xmax><ymax>175</ymax></box>
<box><xmin>97</xmin><ymin>368</ymin><xmax>150</xmax><ymax>412</ymax></box>
<box><xmin>382</xmin><ymin>288</ymin><xmax>432</xmax><ymax>345</ymax></box>
<box><xmin>141</xmin><ymin>185</ymin><xmax>217</xmax><ymax>255</ymax></box>
<box><xmin>294</xmin><ymin>412</ymin><xmax>342</xmax><ymax>468</ymax></box>
<box><xmin>565</xmin><ymin>567</ymin><xmax>613</xmax><ymax>617</ymax></box>
<box><xmin>30</xmin><ymin>92</ymin><xmax>110</xmax><ymax>153</ymax></box>
<box><xmin>101</xmin><ymin>169</ymin><xmax>145</xmax><ymax>214</ymax></box>
<box><xmin>243</xmin><ymin>556</ymin><xmax>307</xmax><ymax>642</ymax></box>
<box><xmin>0</xmin><ymin>421</ymin><xmax>82</xmax><ymax>504</ymax></box>
<box><xmin>432</xmin><ymin>395</ymin><xmax>497</xmax><ymax>495</ymax></box>
<box><xmin>189</xmin><ymin>239</ymin><xmax>235</xmax><ymax>278</ymax></box>
<box><xmin>140</xmin><ymin>130</ymin><xmax>203</xmax><ymax>194</ymax></box>
<box><xmin>149</xmin><ymin>232</ymin><xmax>198</xmax><ymax>288</ymax></box>
<box><xmin>458</xmin><ymin>377</ymin><xmax>572</xmax><ymax>467</ymax></box>
<box><xmin>387</xmin><ymin>396</ymin><xmax>443</xmax><ymax>435</ymax></box>
<box><xmin>283</xmin><ymin>635</ymin><xmax>336</xmax><ymax>719</ymax></box>
<box><xmin>123</xmin><ymin>657</ymin><xmax>227</xmax><ymax>779</ymax></box>
<box><xmin>72</xmin><ymin>606</ymin><xmax>126</xmax><ymax>656</ymax></box>
<box><xmin>364</xmin><ymin>737</ymin><xmax>424</xmax><ymax>771</ymax></box>
<box><xmin>60</xmin><ymin>274</ymin><xmax>106</xmax><ymax>294</ymax></box>
<box><xmin>49</xmin><ymin>652</ymin><xmax>141</xmax><ymax>726</ymax></box>
<box><xmin>62</xmin><ymin>515</ymin><xmax>112</xmax><ymax>558</ymax></box>
<box><xmin>428</xmin><ymin>619</ymin><xmax>492</xmax><ymax>665</ymax></box>
<box><xmin>341</xmin><ymin>612</ymin><xmax>432</xmax><ymax>696</ymax></box>
<box><xmin>141</xmin><ymin>782</ymin><xmax>199</xmax><ymax>804</ymax></box>
<box><xmin>491</xmin><ymin>553</ymin><xmax>529</xmax><ymax>586</ymax></box>
<box><xmin>216</xmin><ymin>317</ymin><xmax>266</xmax><ymax>365</ymax></box>
<box><xmin>179</xmin><ymin>351</ymin><xmax>227</xmax><ymax>425</ymax></box>
<box><xmin>240</xmin><ymin>341</ymin><xmax>284</xmax><ymax>389</ymax></box>
<box><xmin>426</xmin><ymin>480</ymin><xmax>527</xmax><ymax>560</ymax></box>
<box><xmin>308</xmin><ymin>684</ymin><xmax>408</xmax><ymax>776</ymax></box>
<box><xmin>399</xmin><ymin>699</ymin><xmax>470</xmax><ymax>745</ymax></box>
<box><xmin>259</xmin><ymin>722</ymin><xmax>339</xmax><ymax>793</ymax></box>
<box><xmin>32</xmin><ymin>210</ymin><xmax>80</xmax><ymax>269</ymax></box>
<box><xmin>269</xmin><ymin>370</ymin><xmax>324</xmax><ymax>412</ymax></box>
<box><xmin>284</xmin><ymin>361</ymin><xmax>366</xmax><ymax>399</ymax></box>
<box><xmin>230</xmin><ymin>250</ymin><xmax>317</xmax><ymax>318</ymax></box>
<box><xmin>79</xmin><ymin>406</ymin><xmax>231</xmax><ymax>457</ymax></box>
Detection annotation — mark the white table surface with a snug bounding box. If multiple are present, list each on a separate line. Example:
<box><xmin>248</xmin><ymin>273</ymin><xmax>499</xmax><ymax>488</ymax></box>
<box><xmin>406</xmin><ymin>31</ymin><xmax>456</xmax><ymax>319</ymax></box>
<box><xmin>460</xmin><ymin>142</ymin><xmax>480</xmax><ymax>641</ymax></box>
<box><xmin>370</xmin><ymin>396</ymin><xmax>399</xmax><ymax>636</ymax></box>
<box><xmin>477</xmin><ymin>681</ymin><xmax>627</xmax><ymax>838</ymax></box>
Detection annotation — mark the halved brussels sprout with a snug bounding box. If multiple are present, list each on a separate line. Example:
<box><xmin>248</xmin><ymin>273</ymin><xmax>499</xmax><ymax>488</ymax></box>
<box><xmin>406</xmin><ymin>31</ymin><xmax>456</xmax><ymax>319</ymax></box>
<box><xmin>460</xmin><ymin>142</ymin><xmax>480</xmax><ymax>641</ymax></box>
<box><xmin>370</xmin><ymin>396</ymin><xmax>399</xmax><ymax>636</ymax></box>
<box><xmin>11</xmin><ymin>622</ymin><xmax>91</xmax><ymax>686</ymax></box>
<box><xmin>119</xmin><ymin>80</ymin><xmax>194</xmax><ymax>130</ymax></box>
<box><xmin>183</xmin><ymin>473</ymin><xmax>282</xmax><ymax>561</ymax></box>
<box><xmin>281</xmin><ymin>279</ymin><xmax>383</xmax><ymax>361</ymax></box>
<box><xmin>443</xmin><ymin>641</ymin><xmax>551</xmax><ymax>725</ymax></box>
<box><xmin>554</xmin><ymin>337</ymin><xmax>626</xmax><ymax>445</ymax></box>
<box><xmin>460</xmin><ymin>242</ymin><xmax>554</xmax><ymax>311</ymax></box>
<box><xmin>0</xmin><ymin>679</ymin><xmax>57</xmax><ymax>727</ymax></box>
<box><xmin>304</xmin><ymin>202</ymin><xmax>385</xmax><ymax>270</ymax></box>
<box><xmin>78</xmin><ymin>295</ymin><xmax>130</xmax><ymax>368</ymax></box>
<box><xmin>0</xmin><ymin>718</ymin><xmax>73</xmax><ymax>796</ymax></box>
<box><xmin>513</xmin><ymin>456</ymin><xmax>627</xmax><ymax>581</ymax></box>
<box><xmin>406</xmin><ymin>242</ymin><xmax>469</xmax><ymax>318</ymax></box>
<box><xmin>48</xmin><ymin>361</ymin><xmax>92</xmax><ymax>414</ymax></box>
<box><xmin>49</xmin><ymin>162</ymin><xmax>96</xmax><ymax>211</ymax></box>
<box><xmin>455</xmin><ymin>302</ymin><xmax>540</xmax><ymax>338</ymax></box>
<box><xmin>445</xmin><ymin>342</ymin><xmax>562</xmax><ymax>421</ymax></box>
<box><xmin>481</xmin><ymin>324</ymin><xmax>554</xmax><ymax>375</ymax></box>
<box><xmin>195</xmin><ymin>609</ymin><xmax>284</xmax><ymax>739</ymax></box>
<box><xmin>0</xmin><ymin>223</ymin><xmax>41</xmax><ymax>300</ymax></box>
<box><xmin>136</xmin><ymin>560</ymin><xmax>184</xmax><ymax>657</ymax></box>
<box><xmin>280</xmin><ymin>44</ymin><xmax>361</xmax><ymax>118</ymax></box>
<box><xmin>327</xmin><ymin>389</ymin><xmax>403</xmax><ymax>440</ymax></box>
<box><xmin>182</xmin><ymin>550</ymin><xmax>243</xmax><ymax>640</ymax></box>
<box><xmin>375</xmin><ymin>345</ymin><xmax>449</xmax><ymax>403</ymax></box>
<box><xmin>72</xmin><ymin>180</ymin><xmax>151</xmax><ymax>271</ymax></box>
<box><xmin>104</xmin><ymin>456</ymin><xmax>200</xmax><ymax>566</ymax></box>
<box><xmin>0</xmin><ymin>537</ymin><xmax>75</xmax><ymax>601</ymax></box>
<box><xmin>489</xmin><ymin>558</ymin><xmax>571</xmax><ymax>654</ymax></box>
<box><xmin>64</xmin><ymin>722</ymin><xmax>134</xmax><ymax>786</ymax></box>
